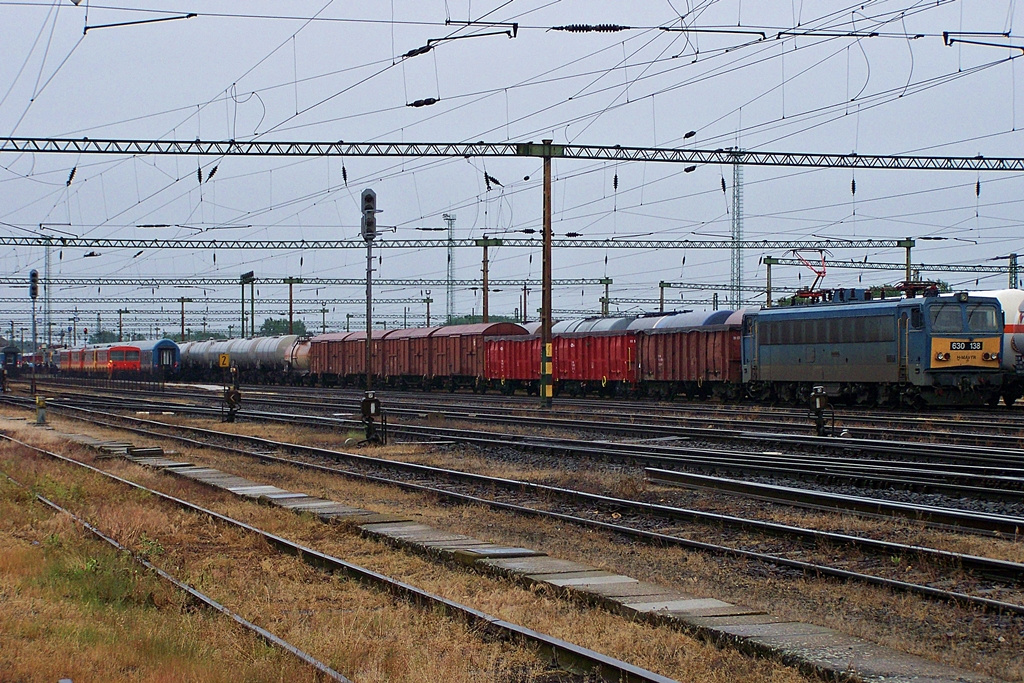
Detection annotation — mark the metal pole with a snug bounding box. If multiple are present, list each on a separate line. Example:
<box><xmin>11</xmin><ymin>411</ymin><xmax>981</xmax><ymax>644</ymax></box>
<box><xmin>241</xmin><ymin>279</ymin><xmax>245</xmax><ymax>337</ymax></box>
<box><xmin>366</xmin><ymin>240</ymin><xmax>373</xmax><ymax>391</ymax></box>
<box><xmin>765</xmin><ymin>257</ymin><xmax>773</xmax><ymax>308</ymax></box>
<box><xmin>180</xmin><ymin>299</ymin><xmax>186</xmax><ymax>340</ymax></box>
<box><xmin>600</xmin><ymin>278</ymin><xmax>611</xmax><ymax>316</ymax></box>
<box><xmin>541</xmin><ymin>139</ymin><xmax>553</xmax><ymax>408</ymax></box>
<box><xmin>1010</xmin><ymin>253</ymin><xmax>1019</xmax><ymax>289</ymax></box>
<box><xmin>284</xmin><ymin>277</ymin><xmax>303</xmax><ymax>334</ymax></box>
<box><xmin>659</xmin><ymin>282</ymin><xmax>666</xmax><ymax>313</ymax></box>
<box><xmin>31</xmin><ymin>298</ymin><xmax>36</xmax><ymax>395</ymax></box>
<box><xmin>249</xmin><ymin>281</ymin><xmax>255</xmax><ymax>337</ymax></box>
<box><xmin>321</xmin><ymin>307</ymin><xmax>328</xmax><ymax>334</ymax></box>
<box><xmin>482</xmin><ymin>242</ymin><xmax>489</xmax><ymax>323</ymax></box>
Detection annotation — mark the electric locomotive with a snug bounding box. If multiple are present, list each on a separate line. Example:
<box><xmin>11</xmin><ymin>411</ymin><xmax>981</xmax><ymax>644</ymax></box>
<box><xmin>741</xmin><ymin>290</ymin><xmax>1003</xmax><ymax>406</ymax></box>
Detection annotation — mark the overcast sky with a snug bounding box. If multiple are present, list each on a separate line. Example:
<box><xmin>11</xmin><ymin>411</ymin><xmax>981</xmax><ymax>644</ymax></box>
<box><xmin>1</xmin><ymin>0</ymin><xmax>1023</xmax><ymax>338</ymax></box>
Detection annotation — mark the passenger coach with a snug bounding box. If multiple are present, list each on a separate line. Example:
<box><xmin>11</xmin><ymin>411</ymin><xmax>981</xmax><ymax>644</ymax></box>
<box><xmin>59</xmin><ymin>339</ymin><xmax>180</xmax><ymax>378</ymax></box>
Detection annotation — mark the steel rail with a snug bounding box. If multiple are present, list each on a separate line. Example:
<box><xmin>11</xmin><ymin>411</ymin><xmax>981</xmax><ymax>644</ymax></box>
<box><xmin>646</xmin><ymin>468</ymin><xmax>1024</xmax><ymax>534</ymax></box>
<box><xmin>0</xmin><ymin>432</ymin><xmax>680</xmax><ymax>683</ymax></box>
<box><xmin>0</xmin><ymin>468</ymin><xmax>352</xmax><ymax>683</ymax></box>
<box><xmin>23</xmin><ymin>401</ymin><xmax>1024</xmax><ymax>616</ymax></box>
<box><xmin>35</xmin><ymin>401</ymin><xmax>1024</xmax><ymax>586</ymax></box>
<box><xmin>30</xmin><ymin>384</ymin><xmax>1024</xmax><ymax>496</ymax></box>
<box><xmin>29</xmin><ymin>382</ymin><xmax>1024</xmax><ymax>488</ymax></box>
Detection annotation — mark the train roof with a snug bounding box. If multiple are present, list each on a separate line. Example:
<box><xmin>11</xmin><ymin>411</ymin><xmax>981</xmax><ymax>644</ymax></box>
<box><xmin>381</xmin><ymin>326</ymin><xmax>442</xmax><ymax>340</ymax></box>
<box><xmin>552</xmin><ymin>317</ymin><xmax>634</xmax><ymax>333</ymax></box>
<box><xmin>431</xmin><ymin>322</ymin><xmax>529</xmax><ymax>336</ymax></box>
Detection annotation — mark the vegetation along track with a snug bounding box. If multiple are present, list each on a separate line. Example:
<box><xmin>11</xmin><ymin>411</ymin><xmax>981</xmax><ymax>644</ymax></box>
<box><xmin>0</xmin><ymin>429</ymin><xmax>685</xmax><ymax>683</ymax></box>
<box><xmin>20</xmin><ymin>395</ymin><xmax>1024</xmax><ymax>619</ymax></box>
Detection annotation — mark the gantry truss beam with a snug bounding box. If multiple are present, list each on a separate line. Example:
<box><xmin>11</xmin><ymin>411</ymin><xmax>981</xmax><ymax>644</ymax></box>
<box><xmin>0</xmin><ymin>236</ymin><xmax>911</xmax><ymax>251</ymax></box>
<box><xmin>12</xmin><ymin>308</ymin><xmax>414</xmax><ymax>318</ymax></box>
<box><xmin>765</xmin><ymin>258</ymin><xmax>1011</xmax><ymax>273</ymax></box>
<box><xmin>0</xmin><ymin>297</ymin><xmax>422</xmax><ymax>306</ymax></box>
<box><xmin>608</xmin><ymin>298</ymin><xmax>763</xmax><ymax>307</ymax></box>
<box><xmin>3</xmin><ymin>137</ymin><xmax>1024</xmax><ymax>171</ymax></box>
<box><xmin>661</xmin><ymin>281</ymin><xmax>802</xmax><ymax>293</ymax></box>
<box><xmin>0</xmin><ymin>276</ymin><xmax>604</xmax><ymax>287</ymax></box>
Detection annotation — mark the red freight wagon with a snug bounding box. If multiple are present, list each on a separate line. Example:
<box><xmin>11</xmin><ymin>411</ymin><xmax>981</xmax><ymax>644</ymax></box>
<box><xmin>341</xmin><ymin>329</ymin><xmax>395</xmax><ymax>386</ymax></box>
<box><xmin>636</xmin><ymin>325</ymin><xmax>743</xmax><ymax>399</ymax></box>
<box><xmin>484</xmin><ymin>335</ymin><xmax>542</xmax><ymax>394</ymax></box>
<box><xmin>553</xmin><ymin>331</ymin><xmax>637</xmax><ymax>396</ymax></box>
<box><xmin>381</xmin><ymin>326</ymin><xmax>439</xmax><ymax>387</ymax></box>
<box><xmin>431</xmin><ymin>322</ymin><xmax>527</xmax><ymax>391</ymax></box>
<box><xmin>308</xmin><ymin>332</ymin><xmax>353</xmax><ymax>384</ymax></box>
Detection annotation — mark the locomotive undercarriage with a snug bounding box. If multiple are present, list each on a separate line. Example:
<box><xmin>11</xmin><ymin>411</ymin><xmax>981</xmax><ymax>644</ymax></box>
<box><xmin>745</xmin><ymin>379</ymin><xmax>1002</xmax><ymax>408</ymax></box>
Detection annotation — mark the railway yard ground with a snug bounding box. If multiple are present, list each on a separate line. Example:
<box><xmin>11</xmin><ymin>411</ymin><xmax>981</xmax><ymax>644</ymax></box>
<box><xmin>2</xmin><ymin>378</ymin><xmax>1022</xmax><ymax>683</ymax></box>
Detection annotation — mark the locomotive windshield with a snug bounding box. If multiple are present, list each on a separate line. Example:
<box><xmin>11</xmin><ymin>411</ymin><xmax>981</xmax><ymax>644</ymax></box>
<box><xmin>966</xmin><ymin>304</ymin><xmax>1000</xmax><ymax>333</ymax></box>
<box><xmin>929</xmin><ymin>304</ymin><xmax>962</xmax><ymax>333</ymax></box>
<box><xmin>929</xmin><ymin>303</ymin><xmax>1000</xmax><ymax>333</ymax></box>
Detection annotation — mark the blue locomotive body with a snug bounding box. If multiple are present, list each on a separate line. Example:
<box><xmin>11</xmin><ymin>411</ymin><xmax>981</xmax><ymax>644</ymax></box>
<box><xmin>741</xmin><ymin>292</ymin><xmax>1004</xmax><ymax>406</ymax></box>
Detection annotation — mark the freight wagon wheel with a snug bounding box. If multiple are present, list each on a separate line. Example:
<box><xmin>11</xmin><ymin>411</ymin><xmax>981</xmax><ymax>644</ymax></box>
<box><xmin>1003</xmin><ymin>391</ymin><xmax>1020</xmax><ymax>407</ymax></box>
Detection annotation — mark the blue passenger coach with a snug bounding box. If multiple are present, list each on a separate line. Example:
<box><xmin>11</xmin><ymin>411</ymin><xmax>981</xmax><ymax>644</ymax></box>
<box><xmin>741</xmin><ymin>291</ymin><xmax>1003</xmax><ymax>406</ymax></box>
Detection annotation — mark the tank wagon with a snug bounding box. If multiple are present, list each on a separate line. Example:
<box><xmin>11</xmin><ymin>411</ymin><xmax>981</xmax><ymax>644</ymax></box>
<box><xmin>972</xmin><ymin>289</ymin><xmax>1024</xmax><ymax>405</ymax></box>
<box><xmin>179</xmin><ymin>335</ymin><xmax>310</xmax><ymax>383</ymax></box>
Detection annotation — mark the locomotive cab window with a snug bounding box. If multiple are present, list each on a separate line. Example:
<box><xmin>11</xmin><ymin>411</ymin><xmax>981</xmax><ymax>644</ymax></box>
<box><xmin>929</xmin><ymin>304</ymin><xmax>963</xmax><ymax>333</ymax></box>
<box><xmin>966</xmin><ymin>304</ymin><xmax>1000</xmax><ymax>333</ymax></box>
<box><xmin>126</xmin><ymin>350</ymin><xmax>140</xmax><ymax>361</ymax></box>
<box><xmin>110</xmin><ymin>351</ymin><xmax>125</xmax><ymax>361</ymax></box>
<box><xmin>910</xmin><ymin>308</ymin><xmax>924</xmax><ymax>329</ymax></box>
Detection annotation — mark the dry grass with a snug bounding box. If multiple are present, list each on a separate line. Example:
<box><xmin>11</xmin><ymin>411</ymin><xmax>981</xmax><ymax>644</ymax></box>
<box><xmin>122</xmin><ymin>414</ymin><xmax>1023</xmax><ymax>682</ymax></box>
<box><xmin>0</xmin><ymin>411</ymin><xmax>813</xmax><ymax>683</ymax></box>
<box><xmin>0</xmin><ymin>481</ymin><xmax>318</xmax><ymax>683</ymax></box>
<box><xmin>6</xmin><ymin>405</ymin><xmax>1019</xmax><ymax>681</ymax></box>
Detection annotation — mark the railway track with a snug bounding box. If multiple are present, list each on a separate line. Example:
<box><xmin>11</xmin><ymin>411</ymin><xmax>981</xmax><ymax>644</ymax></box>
<box><xmin>1</xmin><ymin>431</ymin><xmax>680</xmax><ymax>683</ymax></box>
<box><xmin>18</xmin><ymin>395</ymin><xmax>1024</xmax><ymax>618</ymax></box>
<box><xmin>25</xmin><ymin>377</ymin><xmax>1024</xmax><ymax>448</ymax></box>
<box><xmin>33</xmin><ymin>388</ymin><xmax>1024</xmax><ymax>510</ymax></box>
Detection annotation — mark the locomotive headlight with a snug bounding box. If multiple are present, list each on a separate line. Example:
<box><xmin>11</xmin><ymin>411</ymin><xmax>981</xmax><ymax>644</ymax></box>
<box><xmin>935</xmin><ymin>352</ymin><xmax>949</xmax><ymax>361</ymax></box>
<box><xmin>983</xmin><ymin>352</ymin><xmax>999</xmax><ymax>361</ymax></box>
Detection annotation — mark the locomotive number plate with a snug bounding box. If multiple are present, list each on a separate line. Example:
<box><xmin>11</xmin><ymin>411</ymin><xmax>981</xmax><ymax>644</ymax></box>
<box><xmin>950</xmin><ymin>341</ymin><xmax>982</xmax><ymax>351</ymax></box>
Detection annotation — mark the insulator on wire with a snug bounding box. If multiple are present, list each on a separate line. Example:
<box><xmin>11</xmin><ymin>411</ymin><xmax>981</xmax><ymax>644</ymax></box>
<box><xmin>720</xmin><ymin>177</ymin><xmax>726</xmax><ymax>193</ymax></box>
<box><xmin>404</xmin><ymin>45</ymin><xmax>432</xmax><ymax>58</ymax></box>
<box><xmin>484</xmin><ymin>172</ymin><xmax>503</xmax><ymax>187</ymax></box>
<box><xmin>206</xmin><ymin>165</ymin><xmax>218</xmax><ymax>182</ymax></box>
<box><xmin>342</xmin><ymin>165</ymin><xmax>348</xmax><ymax>186</ymax></box>
<box><xmin>196</xmin><ymin>167</ymin><xmax>203</xmax><ymax>184</ymax></box>
<box><xmin>976</xmin><ymin>180</ymin><xmax>981</xmax><ymax>197</ymax></box>
<box><xmin>851</xmin><ymin>178</ymin><xmax>856</xmax><ymax>195</ymax></box>
<box><xmin>67</xmin><ymin>166</ymin><xmax>77</xmax><ymax>186</ymax></box>
<box><xmin>613</xmin><ymin>173</ymin><xmax>619</xmax><ymax>190</ymax></box>
<box><xmin>553</xmin><ymin>24</ymin><xmax>630</xmax><ymax>32</ymax></box>
<box><xmin>407</xmin><ymin>97</ymin><xmax>439</xmax><ymax>108</ymax></box>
